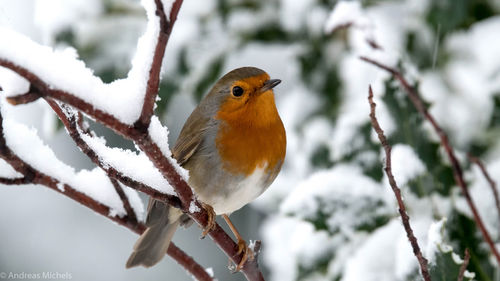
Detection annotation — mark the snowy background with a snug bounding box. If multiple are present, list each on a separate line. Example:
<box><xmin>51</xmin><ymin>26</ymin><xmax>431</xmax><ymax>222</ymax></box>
<box><xmin>1</xmin><ymin>0</ymin><xmax>500</xmax><ymax>280</ymax></box>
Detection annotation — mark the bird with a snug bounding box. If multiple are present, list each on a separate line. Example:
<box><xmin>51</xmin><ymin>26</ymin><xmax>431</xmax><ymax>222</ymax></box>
<box><xmin>126</xmin><ymin>66</ymin><xmax>286</xmax><ymax>270</ymax></box>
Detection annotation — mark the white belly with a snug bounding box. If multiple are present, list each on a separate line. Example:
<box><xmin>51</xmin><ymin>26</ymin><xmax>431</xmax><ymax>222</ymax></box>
<box><xmin>210</xmin><ymin>166</ymin><xmax>268</xmax><ymax>215</ymax></box>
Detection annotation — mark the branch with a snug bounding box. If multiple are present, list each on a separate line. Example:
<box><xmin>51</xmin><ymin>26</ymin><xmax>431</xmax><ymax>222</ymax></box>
<box><xmin>109</xmin><ymin>176</ymin><xmax>138</xmax><ymax>224</ymax></box>
<box><xmin>46</xmin><ymin>99</ymin><xmax>182</xmax><ymax>209</ymax></box>
<box><xmin>5</xmin><ymin>84</ymin><xmax>41</xmax><ymax>105</ymax></box>
<box><xmin>136</xmin><ymin>0</ymin><xmax>184</xmax><ymax>129</ymax></box>
<box><xmin>368</xmin><ymin>86</ymin><xmax>431</xmax><ymax>281</ymax></box>
<box><xmin>0</xmin><ymin>110</ymin><xmax>213</xmax><ymax>281</ymax></box>
<box><xmin>457</xmin><ymin>248</ymin><xmax>470</xmax><ymax>281</ymax></box>
<box><xmin>52</xmin><ymin>100</ymin><xmax>264</xmax><ymax>279</ymax></box>
<box><xmin>0</xmin><ymin>177</ymin><xmax>30</xmax><ymax>185</ymax></box>
<box><xmin>468</xmin><ymin>155</ymin><xmax>500</xmax><ymax>229</ymax></box>
<box><xmin>1</xmin><ymin>44</ymin><xmax>265</xmax><ymax>281</ymax></box>
<box><xmin>134</xmin><ymin>134</ymin><xmax>265</xmax><ymax>280</ymax></box>
<box><xmin>0</xmin><ymin>112</ymin><xmax>142</xmax><ymax>234</ymax></box>
<box><xmin>361</xmin><ymin>56</ymin><xmax>500</xmax><ymax>265</ymax></box>
<box><xmin>0</xmin><ymin>59</ymin><xmax>135</xmax><ymax>137</ymax></box>
<box><xmin>0</xmin><ymin>0</ymin><xmax>265</xmax><ymax>278</ymax></box>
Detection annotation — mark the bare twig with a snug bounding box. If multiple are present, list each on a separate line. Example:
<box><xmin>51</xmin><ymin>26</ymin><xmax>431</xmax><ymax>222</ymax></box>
<box><xmin>361</xmin><ymin>56</ymin><xmax>500</xmax><ymax>265</ymax></box>
<box><xmin>109</xmin><ymin>176</ymin><xmax>138</xmax><ymax>224</ymax></box>
<box><xmin>366</xmin><ymin>38</ymin><xmax>383</xmax><ymax>50</ymax></box>
<box><xmin>468</xmin><ymin>155</ymin><xmax>500</xmax><ymax>228</ymax></box>
<box><xmin>457</xmin><ymin>248</ymin><xmax>470</xmax><ymax>281</ymax></box>
<box><xmin>6</xmin><ymin>85</ymin><xmax>41</xmax><ymax>105</ymax></box>
<box><xmin>0</xmin><ymin>177</ymin><xmax>29</xmax><ymax>185</ymax></box>
<box><xmin>167</xmin><ymin>242</ymin><xmax>214</xmax><ymax>281</ymax></box>
<box><xmin>76</xmin><ymin>112</ymin><xmax>91</xmax><ymax>135</ymax></box>
<box><xmin>368</xmin><ymin>86</ymin><xmax>431</xmax><ymax>281</ymax></box>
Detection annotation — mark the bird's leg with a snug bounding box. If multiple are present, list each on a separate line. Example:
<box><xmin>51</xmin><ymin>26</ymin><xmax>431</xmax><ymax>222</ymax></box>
<box><xmin>222</xmin><ymin>214</ymin><xmax>254</xmax><ymax>271</ymax></box>
<box><xmin>201</xmin><ymin>202</ymin><xmax>216</xmax><ymax>237</ymax></box>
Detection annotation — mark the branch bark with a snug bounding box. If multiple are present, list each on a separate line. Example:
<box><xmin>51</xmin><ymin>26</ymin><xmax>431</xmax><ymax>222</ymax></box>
<box><xmin>136</xmin><ymin>0</ymin><xmax>184</xmax><ymax>129</ymax></box>
<box><xmin>109</xmin><ymin>176</ymin><xmax>138</xmax><ymax>224</ymax></box>
<box><xmin>368</xmin><ymin>86</ymin><xmax>431</xmax><ymax>281</ymax></box>
<box><xmin>468</xmin><ymin>155</ymin><xmax>500</xmax><ymax>230</ymax></box>
<box><xmin>0</xmin><ymin>177</ymin><xmax>30</xmax><ymax>185</ymax></box>
<box><xmin>457</xmin><ymin>248</ymin><xmax>470</xmax><ymax>281</ymax></box>
<box><xmin>360</xmin><ymin>56</ymin><xmax>500</xmax><ymax>265</ymax></box>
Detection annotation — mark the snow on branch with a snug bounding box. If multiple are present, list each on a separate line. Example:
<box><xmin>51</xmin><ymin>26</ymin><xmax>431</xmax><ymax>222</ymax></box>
<box><xmin>0</xmin><ymin>111</ymin><xmax>211</xmax><ymax>281</ymax></box>
<box><xmin>46</xmin><ymin>100</ymin><xmax>182</xmax><ymax>209</ymax></box>
<box><xmin>361</xmin><ymin>56</ymin><xmax>500</xmax><ymax>266</ymax></box>
<box><xmin>0</xmin><ymin>0</ymin><xmax>266</xmax><ymax>279</ymax></box>
<box><xmin>0</xmin><ymin>100</ymin><xmax>141</xmax><ymax>218</ymax></box>
<box><xmin>136</xmin><ymin>0</ymin><xmax>183</xmax><ymax>128</ymax></box>
<box><xmin>368</xmin><ymin>86</ymin><xmax>431</xmax><ymax>281</ymax></box>
<box><xmin>0</xmin><ymin>0</ymin><xmax>180</xmax><ymax>126</ymax></box>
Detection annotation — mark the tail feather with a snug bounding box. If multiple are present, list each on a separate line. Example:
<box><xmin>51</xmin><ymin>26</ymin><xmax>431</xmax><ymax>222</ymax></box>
<box><xmin>126</xmin><ymin>200</ymin><xmax>182</xmax><ymax>268</ymax></box>
<box><xmin>126</xmin><ymin>219</ymin><xmax>180</xmax><ymax>268</ymax></box>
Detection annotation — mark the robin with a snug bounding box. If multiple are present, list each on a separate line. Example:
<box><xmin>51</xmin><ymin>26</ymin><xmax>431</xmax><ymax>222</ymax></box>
<box><xmin>126</xmin><ymin>67</ymin><xmax>286</xmax><ymax>270</ymax></box>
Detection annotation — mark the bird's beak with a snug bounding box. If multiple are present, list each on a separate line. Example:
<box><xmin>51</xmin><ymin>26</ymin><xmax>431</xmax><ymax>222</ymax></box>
<box><xmin>260</xmin><ymin>79</ymin><xmax>281</xmax><ymax>93</ymax></box>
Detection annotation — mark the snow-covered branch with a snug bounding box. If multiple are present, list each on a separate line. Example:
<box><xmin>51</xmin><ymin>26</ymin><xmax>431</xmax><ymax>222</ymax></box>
<box><xmin>0</xmin><ymin>106</ymin><xmax>212</xmax><ymax>281</ymax></box>
<box><xmin>47</xmin><ymin>100</ymin><xmax>181</xmax><ymax>208</ymax></box>
<box><xmin>0</xmin><ymin>0</ymin><xmax>265</xmax><ymax>280</ymax></box>
<box><xmin>136</xmin><ymin>0</ymin><xmax>183</xmax><ymax>128</ymax></box>
<box><xmin>361</xmin><ymin>56</ymin><xmax>500</xmax><ymax>266</ymax></box>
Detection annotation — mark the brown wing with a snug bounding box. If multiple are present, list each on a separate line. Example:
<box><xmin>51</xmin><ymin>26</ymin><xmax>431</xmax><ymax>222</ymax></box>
<box><xmin>172</xmin><ymin>106</ymin><xmax>210</xmax><ymax>166</ymax></box>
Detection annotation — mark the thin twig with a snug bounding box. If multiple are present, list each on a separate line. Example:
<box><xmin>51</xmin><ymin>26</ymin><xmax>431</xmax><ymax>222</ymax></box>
<box><xmin>457</xmin><ymin>248</ymin><xmax>470</xmax><ymax>281</ymax></box>
<box><xmin>0</xmin><ymin>177</ymin><xmax>29</xmax><ymax>185</ymax></box>
<box><xmin>361</xmin><ymin>56</ymin><xmax>500</xmax><ymax>265</ymax></box>
<box><xmin>368</xmin><ymin>86</ymin><xmax>431</xmax><ymax>281</ymax></box>
<box><xmin>468</xmin><ymin>155</ymin><xmax>500</xmax><ymax>229</ymax></box>
<box><xmin>136</xmin><ymin>0</ymin><xmax>184</xmax><ymax>129</ymax></box>
<box><xmin>76</xmin><ymin>112</ymin><xmax>91</xmax><ymax>135</ymax></box>
<box><xmin>109</xmin><ymin>176</ymin><xmax>138</xmax><ymax>224</ymax></box>
<box><xmin>6</xmin><ymin>85</ymin><xmax>41</xmax><ymax>105</ymax></box>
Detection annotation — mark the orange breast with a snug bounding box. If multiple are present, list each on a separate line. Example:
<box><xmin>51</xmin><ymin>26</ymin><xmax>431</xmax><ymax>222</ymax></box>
<box><xmin>215</xmin><ymin>91</ymin><xmax>286</xmax><ymax>176</ymax></box>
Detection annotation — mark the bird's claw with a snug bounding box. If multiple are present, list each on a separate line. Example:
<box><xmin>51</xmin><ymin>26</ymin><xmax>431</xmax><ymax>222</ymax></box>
<box><xmin>201</xmin><ymin>202</ymin><xmax>216</xmax><ymax>238</ymax></box>
<box><xmin>233</xmin><ymin>239</ymin><xmax>254</xmax><ymax>272</ymax></box>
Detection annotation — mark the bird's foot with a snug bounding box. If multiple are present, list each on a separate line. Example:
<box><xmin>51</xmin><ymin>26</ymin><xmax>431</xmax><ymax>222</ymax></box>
<box><xmin>233</xmin><ymin>238</ymin><xmax>255</xmax><ymax>272</ymax></box>
<box><xmin>201</xmin><ymin>202</ymin><xmax>216</xmax><ymax>237</ymax></box>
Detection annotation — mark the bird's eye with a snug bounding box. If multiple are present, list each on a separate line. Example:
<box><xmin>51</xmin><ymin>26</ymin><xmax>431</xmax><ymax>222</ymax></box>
<box><xmin>232</xmin><ymin>86</ymin><xmax>244</xmax><ymax>97</ymax></box>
